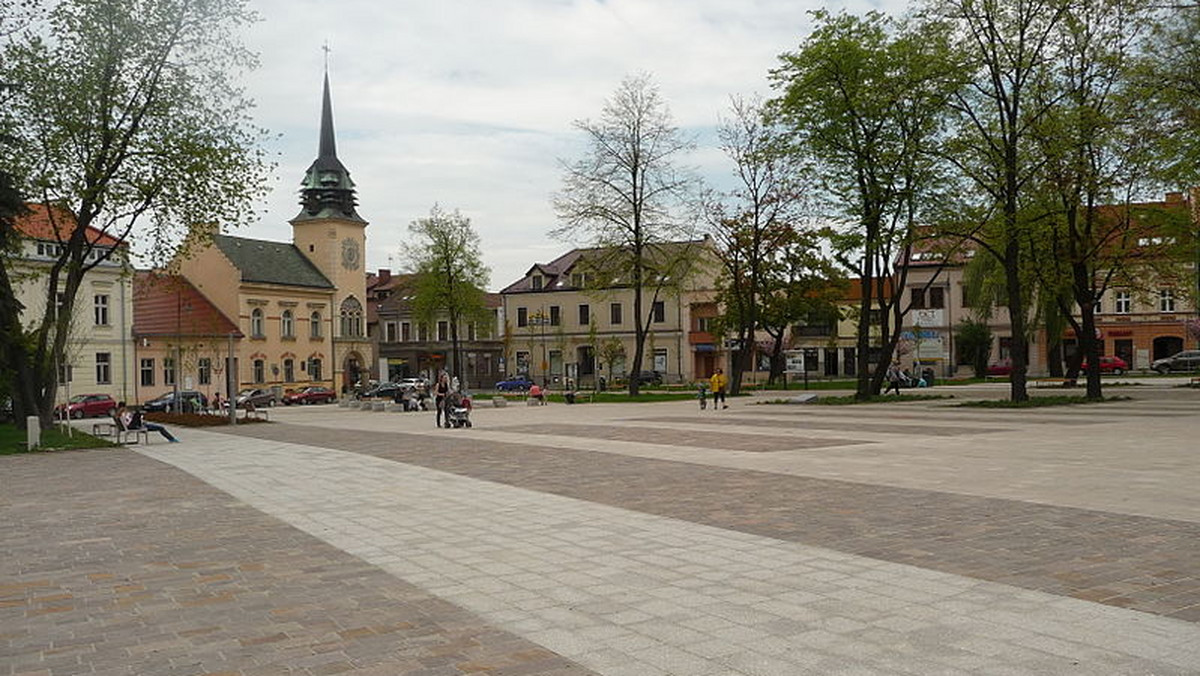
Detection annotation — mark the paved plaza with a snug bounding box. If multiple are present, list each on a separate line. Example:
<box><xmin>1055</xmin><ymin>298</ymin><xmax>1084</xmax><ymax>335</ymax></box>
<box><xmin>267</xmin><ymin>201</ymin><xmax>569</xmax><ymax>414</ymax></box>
<box><xmin>3</xmin><ymin>383</ymin><xmax>1200</xmax><ymax>675</ymax></box>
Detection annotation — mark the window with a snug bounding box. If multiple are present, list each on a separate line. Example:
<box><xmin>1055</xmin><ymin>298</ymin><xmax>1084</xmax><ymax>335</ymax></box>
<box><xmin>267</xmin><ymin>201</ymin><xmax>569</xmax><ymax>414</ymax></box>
<box><xmin>418</xmin><ymin>323</ymin><xmax>429</xmax><ymax>341</ymax></box>
<box><xmin>340</xmin><ymin>297</ymin><xmax>364</xmax><ymax>337</ymax></box>
<box><xmin>284</xmin><ymin>358</ymin><xmax>295</xmax><ymax>382</ymax></box>
<box><xmin>198</xmin><ymin>358</ymin><xmax>211</xmax><ymax>386</ymax></box>
<box><xmin>531</xmin><ymin>276</ymin><xmax>543</xmax><ymax>290</ymax></box>
<box><xmin>281</xmin><ymin>310</ymin><xmax>294</xmax><ymax>338</ymax></box>
<box><xmin>517</xmin><ymin>307</ymin><xmax>528</xmax><ymax>327</ymax></box>
<box><xmin>140</xmin><ymin>358</ymin><xmax>155</xmax><ymax>386</ymax></box>
<box><xmin>578</xmin><ymin>304</ymin><xmax>590</xmax><ymax>325</ymax></box>
<box><xmin>93</xmin><ymin>294</ymin><xmax>109</xmax><ymax>326</ymax></box>
<box><xmin>308</xmin><ymin>358</ymin><xmax>322</xmax><ymax>381</ymax></box>
<box><xmin>437</xmin><ymin>321</ymin><xmax>449</xmax><ymax>341</ymax></box>
<box><xmin>95</xmin><ymin>352</ymin><xmax>111</xmax><ymax>384</ymax></box>
<box><xmin>652</xmin><ymin>301</ymin><xmax>665</xmax><ymax>323</ymax></box>
<box><xmin>57</xmin><ymin>362</ymin><xmax>72</xmax><ymax>385</ymax></box>
<box><xmin>961</xmin><ymin>285</ymin><xmax>972</xmax><ymax>308</ymax></box>
<box><xmin>1093</xmin><ymin>291</ymin><xmax>1104</xmax><ymax>314</ymax></box>
<box><xmin>385</xmin><ymin>322</ymin><xmax>398</xmax><ymax>343</ymax></box>
<box><xmin>653</xmin><ymin>348</ymin><xmax>668</xmax><ymax>371</ymax></box>
<box><xmin>164</xmin><ymin>357</ymin><xmax>176</xmax><ymax>386</ymax></box>
<box><xmin>929</xmin><ymin>287</ymin><xmax>944</xmax><ymax>309</ymax></box>
<box><xmin>310</xmin><ymin>310</ymin><xmax>322</xmax><ymax>338</ymax></box>
<box><xmin>549</xmin><ymin>306</ymin><xmax>561</xmax><ymax>326</ymax></box>
<box><xmin>251</xmin><ymin>308</ymin><xmax>265</xmax><ymax>338</ymax></box>
<box><xmin>571</xmin><ymin>272</ymin><xmax>588</xmax><ymax>287</ymax></box>
<box><xmin>253</xmin><ymin>359</ymin><xmax>265</xmax><ymax>384</ymax></box>
<box><xmin>697</xmin><ymin>316</ymin><xmax>716</xmax><ymax>332</ymax></box>
<box><xmin>516</xmin><ymin>351</ymin><xmax>530</xmax><ymax>373</ymax></box>
<box><xmin>467</xmin><ymin>322</ymin><xmax>476</xmax><ymax>341</ymax></box>
<box><xmin>911</xmin><ymin>288</ymin><xmax>926</xmax><ymax>309</ymax></box>
<box><xmin>1160</xmin><ymin>289</ymin><xmax>1177</xmax><ymax>313</ymax></box>
<box><xmin>401</xmin><ymin>322</ymin><xmax>411</xmax><ymax>342</ymax></box>
<box><xmin>610</xmin><ymin>302</ymin><xmax>623</xmax><ymax>325</ymax></box>
<box><xmin>1115</xmin><ymin>290</ymin><xmax>1131</xmax><ymax>314</ymax></box>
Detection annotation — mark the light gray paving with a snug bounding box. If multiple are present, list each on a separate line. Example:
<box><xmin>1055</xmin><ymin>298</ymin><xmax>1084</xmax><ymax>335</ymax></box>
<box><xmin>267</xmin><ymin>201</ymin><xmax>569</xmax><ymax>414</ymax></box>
<box><xmin>140</xmin><ymin>430</ymin><xmax>1200</xmax><ymax>675</ymax></box>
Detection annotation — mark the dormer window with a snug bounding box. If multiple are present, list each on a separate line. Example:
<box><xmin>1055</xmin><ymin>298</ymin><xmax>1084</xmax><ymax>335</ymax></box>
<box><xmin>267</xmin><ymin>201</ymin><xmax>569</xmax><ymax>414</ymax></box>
<box><xmin>571</xmin><ymin>273</ymin><xmax>588</xmax><ymax>287</ymax></box>
<box><xmin>531</xmin><ymin>275</ymin><xmax>543</xmax><ymax>290</ymax></box>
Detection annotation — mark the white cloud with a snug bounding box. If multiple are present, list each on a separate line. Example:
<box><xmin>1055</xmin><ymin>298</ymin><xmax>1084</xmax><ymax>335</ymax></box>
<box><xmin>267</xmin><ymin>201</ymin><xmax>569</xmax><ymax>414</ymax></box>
<box><xmin>235</xmin><ymin>0</ymin><xmax>900</xmax><ymax>289</ymax></box>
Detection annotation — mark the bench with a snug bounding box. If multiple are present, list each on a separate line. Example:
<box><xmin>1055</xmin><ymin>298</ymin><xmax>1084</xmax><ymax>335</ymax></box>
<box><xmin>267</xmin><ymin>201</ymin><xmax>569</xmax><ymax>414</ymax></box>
<box><xmin>92</xmin><ymin>421</ymin><xmax>117</xmax><ymax>437</ymax></box>
<box><xmin>1032</xmin><ymin>378</ymin><xmax>1077</xmax><ymax>388</ymax></box>
<box><xmin>116</xmin><ymin>428</ymin><xmax>150</xmax><ymax>444</ymax></box>
<box><xmin>1189</xmin><ymin>377</ymin><xmax>1200</xmax><ymax>388</ymax></box>
<box><xmin>240</xmin><ymin>408</ymin><xmax>269</xmax><ymax>421</ymax></box>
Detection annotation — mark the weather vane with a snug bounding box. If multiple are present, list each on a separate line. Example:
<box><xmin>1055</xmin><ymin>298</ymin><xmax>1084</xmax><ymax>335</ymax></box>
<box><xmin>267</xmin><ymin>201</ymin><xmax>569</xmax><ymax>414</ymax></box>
<box><xmin>322</xmin><ymin>41</ymin><xmax>331</xmax><ymax>70</ymax></box>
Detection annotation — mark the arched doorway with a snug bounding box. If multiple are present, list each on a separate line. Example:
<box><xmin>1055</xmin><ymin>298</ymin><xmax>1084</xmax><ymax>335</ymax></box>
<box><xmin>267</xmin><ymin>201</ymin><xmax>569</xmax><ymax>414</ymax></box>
<box><xmin>1153</xmin><ymin>336</ymin><xmax>1183</xmax><ymax>361</ymax></box>
<box><xmin>343</xmin><ymin>351</ymin><xmax>364</xmax><ymax>394</ymax></box>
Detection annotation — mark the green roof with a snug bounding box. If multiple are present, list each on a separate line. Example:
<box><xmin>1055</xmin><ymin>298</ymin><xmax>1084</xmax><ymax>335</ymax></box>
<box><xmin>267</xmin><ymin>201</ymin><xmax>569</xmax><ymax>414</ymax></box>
<box><xmin>212</xmin><ymin>235</ymin><xmax>334</xmax><ymax>289</ymax></box>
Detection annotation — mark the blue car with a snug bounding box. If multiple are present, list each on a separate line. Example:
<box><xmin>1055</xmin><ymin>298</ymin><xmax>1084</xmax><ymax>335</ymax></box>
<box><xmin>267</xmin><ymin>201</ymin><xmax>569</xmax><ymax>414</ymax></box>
<box><xmin>495</xmin><ymin>375</ymin><xmax>535</xmax><ymax>392</ymax></box>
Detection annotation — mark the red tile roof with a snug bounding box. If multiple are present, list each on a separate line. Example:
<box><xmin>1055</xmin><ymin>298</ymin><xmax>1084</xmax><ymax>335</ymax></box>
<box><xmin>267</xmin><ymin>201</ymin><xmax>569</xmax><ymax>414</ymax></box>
<box><xmin>14</xmin><ymin>204</ymin><xmax>123</xmax><ymax>247</ymax></box>
<box><xmin>132</xmin><ymin>271</ymin><xmax>242</xmax><ymax>337</ymax></box>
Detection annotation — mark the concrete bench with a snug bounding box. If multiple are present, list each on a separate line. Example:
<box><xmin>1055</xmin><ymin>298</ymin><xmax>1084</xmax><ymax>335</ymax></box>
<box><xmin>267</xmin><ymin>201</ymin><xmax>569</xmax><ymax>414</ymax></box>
<box><xmin>116</xmin><ymin>428</ymin><xmax>150</xmax><ymax>445</ymax></box>
<box><xmin>492</xmin><ymin>397</ymin><xmax>508</xmax><ymax>408</ymax></box>
<box><xmin>1032</xmin><ymin>378</ymin><xmax>1077</xmax><ymax>388</ymax></box>
<box><xmin>241</xmin><ymin>408</ymin><xmax>269</xmax><ymax>421</ymax></box>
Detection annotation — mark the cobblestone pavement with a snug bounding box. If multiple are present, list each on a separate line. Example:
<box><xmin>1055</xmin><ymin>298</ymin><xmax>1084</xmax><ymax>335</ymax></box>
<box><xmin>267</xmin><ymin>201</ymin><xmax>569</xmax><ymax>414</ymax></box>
<box><xmin>4</xmin><ymin>386</ymin><xmax>1199</xmax><ymax>675</ymax></box>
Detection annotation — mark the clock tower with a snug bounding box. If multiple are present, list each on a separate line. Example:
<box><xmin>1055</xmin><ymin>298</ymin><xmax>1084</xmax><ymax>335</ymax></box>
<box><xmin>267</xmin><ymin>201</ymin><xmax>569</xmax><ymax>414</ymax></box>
<box><xmin>291</xmin><ymin>70</ymin><xmax>370</xmax><ymax>390</ymax></box>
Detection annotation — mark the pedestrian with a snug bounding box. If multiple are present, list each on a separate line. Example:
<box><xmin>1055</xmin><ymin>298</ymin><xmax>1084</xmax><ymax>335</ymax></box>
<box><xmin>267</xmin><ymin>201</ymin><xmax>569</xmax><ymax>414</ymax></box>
<box><xmin>884</xmin><ymin>361</ymin><xmax>903</xmax><ymax>395</ymax></box>
<box><xmin>433</xmin><ymin>372</ymin><xmax>451</xmax><ymax>428</ymax></box>
<box><xmin>697</xmin><ymin>381</ymin><xmax>708</xmax><ymax>410</ymax></box>
<box><xmin>709</xmin><ymin>368</ymin><xmax>728</xmax><ymax>410</ymax></box>
<box><xmin>117</xmin><ymin>402</ymin><xmax>179</xmax><ymax>443</ymax></box>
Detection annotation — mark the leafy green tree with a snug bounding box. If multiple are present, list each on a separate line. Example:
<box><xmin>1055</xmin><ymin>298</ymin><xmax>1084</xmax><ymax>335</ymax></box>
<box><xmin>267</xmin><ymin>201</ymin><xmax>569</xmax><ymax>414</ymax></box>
<box><xmin>704</xmin><ymin>96</ymin><xmax>811</xmax><ymax>395</ymax></box>
<box><xmin>0</xmin><ymin>0</ymin><xmax>269</xmax><ymax>425</ymax></box>
<box><xmin>770</xmin><ymin>10</ymin><xmax>962</xmax><ymax>399</ymax></box>
<box><xmin>955</xmin><ymin>319</ymin><xmax>993</xmax><ymax>378</ymax></box>
<box><xmin>553</xmin><ymin>73</ymin><xmax>699</xmax><ymax>395</ymax></box>
<box><xmin>928</xmin><ymin>0</ymin><xmax>1071</xmax><ymax>401</ymax></box>
<box><xmin>403</xmin><ymin>205</ymin><xmax>490</xmax><ymax>389</ymax></box>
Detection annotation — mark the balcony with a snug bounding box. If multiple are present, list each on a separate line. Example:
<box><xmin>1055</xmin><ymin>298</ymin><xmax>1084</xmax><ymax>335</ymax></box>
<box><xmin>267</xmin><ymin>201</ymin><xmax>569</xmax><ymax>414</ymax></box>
<box><xmin>689</xmin><ymin>330</ymin><xmax>715</xmax><ymax>344</ymax></box>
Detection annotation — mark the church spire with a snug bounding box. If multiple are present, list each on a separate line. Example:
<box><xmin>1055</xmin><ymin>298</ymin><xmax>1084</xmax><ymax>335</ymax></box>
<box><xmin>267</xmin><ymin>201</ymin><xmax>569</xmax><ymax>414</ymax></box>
<box><xmin>293</xmin><ymin>66</ymin><xmax>365</xmax><ymax>224</ymax></box>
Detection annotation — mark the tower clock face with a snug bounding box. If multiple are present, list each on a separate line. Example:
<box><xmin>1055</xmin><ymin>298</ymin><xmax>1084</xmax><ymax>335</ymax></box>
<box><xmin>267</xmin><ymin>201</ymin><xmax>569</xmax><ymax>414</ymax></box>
<box><xmin>341</xmin><ymin>238</ymin><xmax>361</xmax><ymax>270</ymax></box>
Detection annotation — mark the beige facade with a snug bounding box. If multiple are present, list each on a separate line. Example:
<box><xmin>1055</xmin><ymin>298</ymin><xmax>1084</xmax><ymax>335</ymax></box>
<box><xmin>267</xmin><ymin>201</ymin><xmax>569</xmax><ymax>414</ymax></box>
<box><xmin>500</xmin><ymin>240</ymin><xmax>721</xmax><ymax>386</ymax></box>
<box><xmin>12</xmin><ymin>206</ymin><xmax>137</xmax><ymax>404</ymax></box>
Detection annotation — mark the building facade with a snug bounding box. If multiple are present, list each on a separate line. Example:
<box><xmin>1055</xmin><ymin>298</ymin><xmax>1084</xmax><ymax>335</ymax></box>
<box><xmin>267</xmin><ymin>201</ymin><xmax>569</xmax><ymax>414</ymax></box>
<box><xmin>499</xmin><ymin>240</ymin><xmax>720</xmax><ymax>387</ymax></box>
<box><xmin>11</xmin><ymin>205</ymin><xmax>137</xmax><ymax>404</ymax></box>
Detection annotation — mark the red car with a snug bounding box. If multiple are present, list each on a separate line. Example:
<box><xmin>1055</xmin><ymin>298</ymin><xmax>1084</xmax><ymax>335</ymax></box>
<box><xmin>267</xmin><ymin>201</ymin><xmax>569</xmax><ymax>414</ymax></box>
<box><xmin>1080</xmin><ymin>355</ymin><xmax>1129</xmax><ymax>375</ymax></box>
<box><xmin>986</xmin><ymin>359</ymin><xmax>1012</xmax><ymax>376</ymax></box>
<box><xmin>56</xmin><ymin>393</ymin><xmax>117</xmax><ymax>419</ymax></box>
<box><xmin>282</xmin><ymin>386</ymin><xmax>337</xmax><ymax>405</ymax></box>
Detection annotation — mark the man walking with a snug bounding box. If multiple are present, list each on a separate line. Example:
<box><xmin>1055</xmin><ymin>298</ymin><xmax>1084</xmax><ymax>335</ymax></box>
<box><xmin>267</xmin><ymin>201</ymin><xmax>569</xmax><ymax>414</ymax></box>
<box><xmin>710</xmin><ymin>368</ymin><xmax>728</xmax><ymax>410</ymax></box>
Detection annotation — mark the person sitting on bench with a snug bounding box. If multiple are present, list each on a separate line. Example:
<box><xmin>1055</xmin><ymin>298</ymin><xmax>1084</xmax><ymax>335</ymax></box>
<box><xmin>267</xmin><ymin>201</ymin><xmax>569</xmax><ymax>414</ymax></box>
<box><xmin>528</xmin><ymin>383</ymin><xmax>546</xmax><ymax>405</ymax></box>
<box><xmin>117</xmin><ymin>402</ymin><xmax>179</xmax><ymax>443</ymax></box>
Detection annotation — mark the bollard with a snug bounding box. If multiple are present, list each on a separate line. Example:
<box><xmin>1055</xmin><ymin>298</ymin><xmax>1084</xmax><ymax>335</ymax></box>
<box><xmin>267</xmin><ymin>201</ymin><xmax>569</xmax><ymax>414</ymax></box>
<box><xmin>26</xmin><ymin>415</ymin><xmax>40</xmax><ymax>451</ymax></box>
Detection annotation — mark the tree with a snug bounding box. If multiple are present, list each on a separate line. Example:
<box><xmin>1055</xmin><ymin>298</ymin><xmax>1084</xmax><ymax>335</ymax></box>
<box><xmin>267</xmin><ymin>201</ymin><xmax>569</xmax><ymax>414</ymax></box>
<box><xmin>403</xmin><ymin>205</ymin><xmax>490</xmax><ymax>389</ymax></box>
<box><xmin>597</xmin><ymin>337</ymin><xmax>626</xmax><ymax>390</ymax></box>
<box><xmin>0</xmin><ymin>0</ymin><xmax>269</xmax><ymax>425</ymax></box>
<box><xmin>929</xmin><ymin>0</ymin><xmax>1072</xmax><ymax>401</ymax></box>
<box><xmin>770</xmin><ymin>11</ymin><xmax>962</xmax><ymax>399</ymax></box>
<box><xmin>553</xmin><ymin>73</ymin><xmax>699</xmax><ymax>395</ymax></box>
<box><xmin>704</xmin><ymin>96</ymin><xmax>811</xmax><ymax>395</ymax></box>
<box><xmin>955</xmin><ymin>318</ymin><xmax>993</xmax><ymax>378</ymax></box>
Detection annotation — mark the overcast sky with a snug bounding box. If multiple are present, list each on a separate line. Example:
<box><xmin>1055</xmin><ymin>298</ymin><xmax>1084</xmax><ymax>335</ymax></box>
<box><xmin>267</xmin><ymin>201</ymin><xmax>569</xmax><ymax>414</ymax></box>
<box><xmin>237</xmin><ymin>0</ymin><xmax>892</xmax><ymax>291</ymax></box>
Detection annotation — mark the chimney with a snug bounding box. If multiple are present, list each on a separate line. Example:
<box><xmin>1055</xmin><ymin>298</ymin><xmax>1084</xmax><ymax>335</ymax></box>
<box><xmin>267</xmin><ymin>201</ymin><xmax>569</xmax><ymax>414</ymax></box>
<box><xmin>377</xmin><ymin>268</ymin><xmax>391</xmax><ymax>285</ymax></box>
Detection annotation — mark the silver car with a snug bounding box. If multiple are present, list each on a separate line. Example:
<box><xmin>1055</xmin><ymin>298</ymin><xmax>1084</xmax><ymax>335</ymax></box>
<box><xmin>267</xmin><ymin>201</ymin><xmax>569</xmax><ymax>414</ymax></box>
<box><xmin>1151</xmin><ymin>350</ymin><xmax>1200</xmax><ymax>374</ymax></box>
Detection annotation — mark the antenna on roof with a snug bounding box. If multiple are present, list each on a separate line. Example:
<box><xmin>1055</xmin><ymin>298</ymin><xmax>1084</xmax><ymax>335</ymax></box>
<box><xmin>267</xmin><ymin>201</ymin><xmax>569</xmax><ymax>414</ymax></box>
<box><xmin>322</xmin><ymin>40</ymin><xmax>331</xmax><ymax>71</ymax></box>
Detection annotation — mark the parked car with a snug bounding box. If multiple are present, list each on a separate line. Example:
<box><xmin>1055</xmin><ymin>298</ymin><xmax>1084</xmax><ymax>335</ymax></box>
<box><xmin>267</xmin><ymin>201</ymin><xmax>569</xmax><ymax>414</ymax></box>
<box><xmin>235</xmin><ymin>388</ymin><xmax>276</xmax><ymax>408</ymax></box>
<box><xmin>1080</xmin><ymin>355</ymin><xmax>1129</xmax><ymax>375</ymax></box>
<box><xmin>986</xmin><ymin>359</ymin><xmax>1012</xmax><ymax>377</ymax></box>
<box><xmin>395</xmin><ymin>377</ymin><xmax>427</xmax><ymax>391</ymax></box>
<box><xmin>361</xmin><ymin>382</ymin><xmax>403</xmax><ymax>399</ymax></box>
<box><xmin>55</xmin><ymin>393</ymin><xmax>117</xmax><ymax>419</ymax></box>
<box><xmin>283</xmin><ymin>386</ymin><xmax>337</xmax><ymax>405</ymax></box>
<box><xmin>1151</xmin><ymin>350</ymin><xmax>1200</xmax><ymax>374</ymax></box>
<box><xmin>634</xmin><ymin>370</ymin><xmax>664</xmax><ymax>386</ymax></box>
<box><xmin>495</xmin><ymin>375</ymin><xmax>535</xmax><ymax>392</ymax></box>
<box><xmin>143</xmin><ymin>390</ymin><xmax>208</xmax><ymax>413</ymax></box>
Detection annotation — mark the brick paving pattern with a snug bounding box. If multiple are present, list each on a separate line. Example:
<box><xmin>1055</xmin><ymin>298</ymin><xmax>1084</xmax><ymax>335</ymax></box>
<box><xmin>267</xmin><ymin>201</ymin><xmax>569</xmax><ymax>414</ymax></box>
<box><xmin>0</xmin><ymin>450</ymin><xmax>597</xmax><ymax>676</ymax></box>
<box><xmin>498</xmin><ymin>423</ymin><xmax>863</xmax><ymax>452</ymax></box>
<box><xmin>224</xmin><ymin>421</ymin><xmax>1200</xmax><ymax>624</ymax></box>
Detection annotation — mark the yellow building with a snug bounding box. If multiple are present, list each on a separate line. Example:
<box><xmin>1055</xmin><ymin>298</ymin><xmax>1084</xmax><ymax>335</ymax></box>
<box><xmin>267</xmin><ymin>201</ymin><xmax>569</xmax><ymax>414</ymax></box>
<box><xmin>133</xmin><ymin>72</ymin><xmax>372</xmax><ymax>402</ymax></box>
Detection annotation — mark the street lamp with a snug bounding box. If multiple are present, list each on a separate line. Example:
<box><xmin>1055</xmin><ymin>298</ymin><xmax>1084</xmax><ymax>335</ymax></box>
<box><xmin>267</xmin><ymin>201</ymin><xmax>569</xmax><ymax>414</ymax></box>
<box><xmin>529</xmin><ymin>310</ymin><xmax>549</xmax><ymax>386</ymax></box>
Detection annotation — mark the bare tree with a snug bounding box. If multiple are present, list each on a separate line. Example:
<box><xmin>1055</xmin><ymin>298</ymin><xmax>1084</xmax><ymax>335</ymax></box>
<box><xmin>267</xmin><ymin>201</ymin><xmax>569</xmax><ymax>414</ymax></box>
<box><xmin>552</xmin><ymin>73</ymin><xmax>699</xmax><ymax>395</ymax></box>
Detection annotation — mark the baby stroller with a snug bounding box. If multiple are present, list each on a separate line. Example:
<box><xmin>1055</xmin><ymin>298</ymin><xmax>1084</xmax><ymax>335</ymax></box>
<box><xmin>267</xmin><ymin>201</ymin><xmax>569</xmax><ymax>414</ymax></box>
<box><xmin>444</xmin><ymin>391</ymin><xmax>472</xmax><ymax>428</ymax></box>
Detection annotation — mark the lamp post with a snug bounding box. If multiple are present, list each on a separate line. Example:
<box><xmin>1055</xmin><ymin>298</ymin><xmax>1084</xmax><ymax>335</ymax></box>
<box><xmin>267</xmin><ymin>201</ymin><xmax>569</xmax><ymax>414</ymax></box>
<box><xmin>529</xmin><ymin>310</ymin><xmax>549</xmax><ymax>386</ymax></box>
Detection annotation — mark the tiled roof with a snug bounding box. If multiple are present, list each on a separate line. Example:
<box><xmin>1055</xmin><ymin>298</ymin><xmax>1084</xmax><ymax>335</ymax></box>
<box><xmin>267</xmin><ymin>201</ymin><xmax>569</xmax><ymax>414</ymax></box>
<box><xmin>14</xmin><ymin>204</ymin><xmax>122</xmax><ymax>247</ymax></box>
<box><xmin>132</xmin><ymin>272</ymin><xmax>242</xmax><ymax>337</ymax></box>
<box><xmin>212</xmin><ymin>235</ymin><xmax>333</xmax><ymax>289</ymax></box>
<box><xmin>500</xmin><ymin>239</ymin><xmax>711</xmax><ymax>294</ymax></box>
